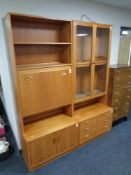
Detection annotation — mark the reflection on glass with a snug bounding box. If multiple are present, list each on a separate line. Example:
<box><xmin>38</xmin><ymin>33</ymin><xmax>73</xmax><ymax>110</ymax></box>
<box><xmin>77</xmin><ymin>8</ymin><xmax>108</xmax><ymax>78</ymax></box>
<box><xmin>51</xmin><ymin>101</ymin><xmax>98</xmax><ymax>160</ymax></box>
<box><xmin>76</xmin><ymin>67</ymin><xmax>91</xmax><ymax>99</ymax></box>
<box><xmin>96</xmin><ymin>28</ymin><xmax>109</xmax><ymax>62</ymax></box>
<box><xmin>76</xmin><ymin>26</ymin><xmax>92</xmax><ymax>63</ymax></box>
<box><xmin>94</xmin><ymin>65</ymin><xmax>106</xmax><ymax>94</ymax></box>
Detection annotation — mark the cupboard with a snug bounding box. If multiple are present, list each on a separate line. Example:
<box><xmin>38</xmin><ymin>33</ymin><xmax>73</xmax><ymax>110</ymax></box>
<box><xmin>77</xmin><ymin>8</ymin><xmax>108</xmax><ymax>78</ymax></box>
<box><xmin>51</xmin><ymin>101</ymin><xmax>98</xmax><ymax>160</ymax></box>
<box><xmin>5</xmin><ymin>13</ymin><xmax>112</xmax><ymax>171</ymax></box>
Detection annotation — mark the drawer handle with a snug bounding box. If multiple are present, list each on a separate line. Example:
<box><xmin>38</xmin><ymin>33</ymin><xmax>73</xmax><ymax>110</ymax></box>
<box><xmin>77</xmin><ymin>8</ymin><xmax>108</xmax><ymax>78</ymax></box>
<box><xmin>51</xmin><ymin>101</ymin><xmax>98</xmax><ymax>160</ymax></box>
<box><xmin>105</xmin><ymin>125</ymin><xmax>108</xmax><ymax>128</ymax></box>
<box><xmin>116</xmin><ymin>71</ymin><xmax>120</xmax><ymax>73</ymax></box>
<box><xmin>85</xmin><ymin>134</ymin><xmax>89</xmax><ymax>138</ymax></box>
<box><xmin>25</xmin><ymin>76</ymin><xmax>36</xmax><ymax>80</ymax></box>
<box><xmin>84</xmin><ymin>128</ymin><xmax>89</xmax><ymax>131</ymax></box>
<box><xmin>127</xmin><ymin>96</ymin><xmax>130</xmax><ymax>98</ymax></box>
<box><xmin>116</xmin><ymin>77</ymin><xmax>120</xmax><ymax>80</ymax></box>
<box><xmin>61</xmin><ymin>72</ymin><xmax>67</xmax><ymax>76</ymax></box>
<box><xmin>85</xmin><ymin>121</ymin><xmax>89</xmax><ymax>124</ymax></box>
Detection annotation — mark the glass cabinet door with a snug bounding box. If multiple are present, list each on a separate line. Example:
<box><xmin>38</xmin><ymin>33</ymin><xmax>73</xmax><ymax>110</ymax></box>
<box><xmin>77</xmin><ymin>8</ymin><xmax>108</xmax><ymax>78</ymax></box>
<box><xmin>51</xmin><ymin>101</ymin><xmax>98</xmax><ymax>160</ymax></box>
<box><xmin>95</xmin><ymin>28</ymin><xmax>110</xmax><ymax>62</ymax></box>
<box><xmin>76</xmin><ymin>25</ymin><xmax>93</xmax><ymax>63</ymax></box>
<box><xmin>94</xmin><ymin>64</ymin><xmax>107</xmax><ymax>94</ymax></box>
<box><xmin>76</xmin><ymin>66</ymin><xmax>91</xmax><ymax>99</ymax></box>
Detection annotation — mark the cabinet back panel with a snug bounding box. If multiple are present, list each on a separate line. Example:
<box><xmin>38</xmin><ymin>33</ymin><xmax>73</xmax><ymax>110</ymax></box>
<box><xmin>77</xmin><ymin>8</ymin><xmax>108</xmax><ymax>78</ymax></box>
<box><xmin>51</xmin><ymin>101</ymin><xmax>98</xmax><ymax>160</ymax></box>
<box><xmin>15</xmin><ymin>45</ymin><xmax>71</xmax><ymax>65</ymax></box>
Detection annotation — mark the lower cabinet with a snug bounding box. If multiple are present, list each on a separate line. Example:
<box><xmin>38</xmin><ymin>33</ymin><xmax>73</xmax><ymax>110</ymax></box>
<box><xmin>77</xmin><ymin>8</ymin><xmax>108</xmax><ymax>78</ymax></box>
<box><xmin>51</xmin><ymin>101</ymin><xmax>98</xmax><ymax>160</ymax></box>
<box><xmin>23</xmin><ymin>124</ymin><xmax>78</xmax><ymax>169</ymax></box>
<box><xmin>23</xmin><ymin>104</ymin><xmax>113</xmax><ymax>171</ymax></box>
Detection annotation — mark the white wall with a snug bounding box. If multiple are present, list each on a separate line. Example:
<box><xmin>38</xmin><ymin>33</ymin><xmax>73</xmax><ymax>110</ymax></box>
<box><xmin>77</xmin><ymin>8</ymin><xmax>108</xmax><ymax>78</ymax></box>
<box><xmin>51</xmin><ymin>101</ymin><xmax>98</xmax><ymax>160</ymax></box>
<box><xmin>0</xmin><ymin>0</ymin><xmax>131</xmax><ymax>149</ymax></box>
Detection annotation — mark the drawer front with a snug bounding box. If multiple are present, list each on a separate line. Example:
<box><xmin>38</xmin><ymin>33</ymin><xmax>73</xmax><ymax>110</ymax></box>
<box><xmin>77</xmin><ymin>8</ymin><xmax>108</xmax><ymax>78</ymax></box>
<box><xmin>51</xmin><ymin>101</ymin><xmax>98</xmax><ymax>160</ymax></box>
<box><xmin>79</xmin><ymin>112</ymin><xmax>112</xmax><ymax>144</ymax></box>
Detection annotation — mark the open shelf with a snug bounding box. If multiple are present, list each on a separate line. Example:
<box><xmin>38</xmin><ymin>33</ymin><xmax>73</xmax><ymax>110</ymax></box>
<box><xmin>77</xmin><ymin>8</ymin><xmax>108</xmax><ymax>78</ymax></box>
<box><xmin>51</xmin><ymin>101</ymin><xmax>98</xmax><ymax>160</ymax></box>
<box><xmin>75</xmin><ymin>92</ymin><xmax>106</xmax><ymax>104</ymax></box>
<box><xmin>24</xmin><ymin>114</ymin><xmax>76</xmax><ymax>141</ymax></box>
<box><xmin>11</xmin><ymin>15</ymin><xmax>71</xmax><ymax>43</ymax></box>
<box><xmin>15</xmin><ymin>44</ymin><xmax>71</xmax><ymax>67</ymax></box>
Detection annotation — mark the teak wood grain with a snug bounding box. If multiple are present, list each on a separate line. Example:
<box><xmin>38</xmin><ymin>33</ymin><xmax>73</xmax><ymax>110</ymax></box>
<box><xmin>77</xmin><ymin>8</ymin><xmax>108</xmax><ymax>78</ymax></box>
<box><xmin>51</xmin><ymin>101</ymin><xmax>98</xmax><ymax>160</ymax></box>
<box><xmin>5</xmin><ymin>12</ymin><xmax>112</xmax><ymax>171</ymax></box>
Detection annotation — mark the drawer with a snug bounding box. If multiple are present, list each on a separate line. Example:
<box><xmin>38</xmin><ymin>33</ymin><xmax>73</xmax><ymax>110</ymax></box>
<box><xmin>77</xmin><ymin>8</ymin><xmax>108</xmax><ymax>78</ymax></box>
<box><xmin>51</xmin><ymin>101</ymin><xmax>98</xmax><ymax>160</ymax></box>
<box><xmin>79</xmin><ymin>112</ymin><xmax>112</xmax><ymax>144</ymax></box>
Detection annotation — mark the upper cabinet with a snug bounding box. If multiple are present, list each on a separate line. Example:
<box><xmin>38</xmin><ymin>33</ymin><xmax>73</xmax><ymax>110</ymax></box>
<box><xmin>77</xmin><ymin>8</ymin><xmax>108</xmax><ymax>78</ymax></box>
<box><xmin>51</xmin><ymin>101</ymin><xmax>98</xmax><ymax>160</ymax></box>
<box><xmin>73</xmin><ymin>21</ymin><xmax>111</xmax><ymax>103</ymax></box>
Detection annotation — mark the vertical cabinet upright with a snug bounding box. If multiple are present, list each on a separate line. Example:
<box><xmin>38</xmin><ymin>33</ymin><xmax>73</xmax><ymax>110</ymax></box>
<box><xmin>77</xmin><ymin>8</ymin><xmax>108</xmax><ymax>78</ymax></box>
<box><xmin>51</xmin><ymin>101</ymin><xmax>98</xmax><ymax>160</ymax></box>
<box><xmin>5</xmin><ymin>13</ymin><xmax>112</xmax><ymax>171</ymax></box>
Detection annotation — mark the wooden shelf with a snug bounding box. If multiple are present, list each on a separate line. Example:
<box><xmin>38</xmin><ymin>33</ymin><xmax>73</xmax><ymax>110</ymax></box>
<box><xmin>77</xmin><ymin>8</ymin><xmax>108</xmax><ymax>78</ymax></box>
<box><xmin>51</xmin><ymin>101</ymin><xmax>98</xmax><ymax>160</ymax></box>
<box><xmin>75</xmin><ymin>92</ymin><xmax>106</xmax><ymax>104</ymax></box>
<box><xmin>14</xmin><ymin>42</ymin><xmax>71</xmax><ymax>45</ymax></box>
<box><xmin>24</xmin><ymin>114</ymin><xmax>77</xmax><ymax>141</ymax></box>
<box><xmin>95</xmin><ymin>57</ymin><xmax>107</xmax><ymax>63</ymax></box>
<box><xmin>76</xmin><ymin>62</ymin><xmax>90</xmax><ymax>67</ymax></box>
<box><xmin>74</xmin><ymin>103</ymin><xmax>112</xmax><ymax>121</ymax></box>
<box><xmin>17</xmin><ymin>62</ymin><xmax>72</xmax><ymax>70</ymax></box>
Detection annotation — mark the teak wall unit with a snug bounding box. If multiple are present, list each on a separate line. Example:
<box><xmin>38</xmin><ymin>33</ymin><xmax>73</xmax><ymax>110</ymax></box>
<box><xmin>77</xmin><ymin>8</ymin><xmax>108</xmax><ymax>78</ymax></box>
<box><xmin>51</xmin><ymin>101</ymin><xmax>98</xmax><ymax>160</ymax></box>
<box><xmin>5</xmin><ymin>13</ymin><xmax>113</xmax><ymax>171</ymax></box>
<box><xmin>107</xmin><ymin>65</ymin><xmax>131</xmax><ymax>121</ymax></box>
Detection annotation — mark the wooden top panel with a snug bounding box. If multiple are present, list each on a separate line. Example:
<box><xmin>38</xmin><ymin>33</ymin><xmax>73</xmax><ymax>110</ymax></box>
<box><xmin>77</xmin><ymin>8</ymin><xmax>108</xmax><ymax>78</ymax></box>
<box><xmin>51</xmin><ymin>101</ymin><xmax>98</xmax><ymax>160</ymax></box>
<box><xmin>7</xmin><ymin>12</ymin><xmax>71</xmax><ymax>25</ymax></box>
<box><xmin>23</xmin><ymin>114</ymin><xmax>77</xmax><ymax>142</ymax></box>
<box><xmin>74</xmin><ymin>103</ymin><xmax>113</xmax><ymax>122</ymax></box>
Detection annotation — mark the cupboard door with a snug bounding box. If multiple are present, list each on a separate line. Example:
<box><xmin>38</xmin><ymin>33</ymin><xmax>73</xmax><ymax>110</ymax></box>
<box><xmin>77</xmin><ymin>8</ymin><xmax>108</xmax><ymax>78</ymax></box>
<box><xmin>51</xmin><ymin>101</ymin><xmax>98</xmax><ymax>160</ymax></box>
<box><xmin>18</xmin><ymin>67</ymin><xmax>72</xmax><ymax>117</ymax></box>
<box><xmin>56</xmin><ymin>124</ymin><xmax>78</xmax><ymax>154</ymax></box>
<box><xmin>28</xmin><ymin>133</ymin><xmax>57</xmax><ymax>167</ymax></box>
<box><xmin>40</xmin><ymin>67</ymin><xmax>72</xmax><ymax>112</ymax></box>
<box><xmin>18</xmin><ymin>72</ymin><xmax>42</xmax><ymax>116</ymax></box>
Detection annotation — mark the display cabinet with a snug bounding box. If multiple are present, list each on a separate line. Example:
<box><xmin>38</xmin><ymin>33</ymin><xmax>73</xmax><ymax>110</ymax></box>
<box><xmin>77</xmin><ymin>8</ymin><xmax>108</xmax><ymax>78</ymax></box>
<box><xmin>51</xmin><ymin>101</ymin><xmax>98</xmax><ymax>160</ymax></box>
<box><xmin>5</xmin><ymin>13</ymin><xmax>112</xmax><ymax>171</ymax></box>
<box><xmin>73</xmin><ymin>22</ymin><xmax>111</xmax><ymax>103</ymax></box>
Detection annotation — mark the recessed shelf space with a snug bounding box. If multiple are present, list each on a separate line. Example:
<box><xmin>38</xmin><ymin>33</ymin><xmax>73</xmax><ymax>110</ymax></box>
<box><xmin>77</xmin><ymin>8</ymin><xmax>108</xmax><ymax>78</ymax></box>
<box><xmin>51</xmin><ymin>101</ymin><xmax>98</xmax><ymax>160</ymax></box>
<box><xmin>11</xmin><ymin>15</ymin><xmax>71</xmax><ymax>43</ymax></box>
<box><xmin>76</xmin><ymin>66</ymin><xmax>91</xmax><ymax>99</ymax></box>
<box><xmin>95</xmin><ymin>27</ymin><xmax>109</xmax><ymax>62</ymax></box>
<box><xmin>94</xmin><ymin>64</ymin><xmax>107</xmax><ymax>94</ymax></box>
<box><xmin>15</xmin><ymin>45</ymin><xmax>71</xmax><ymax>69</ymax></box>
<box><xmin>76</xmin><ymin>25</ymin><xmax>92</xmax><ymax>63</ymax></box>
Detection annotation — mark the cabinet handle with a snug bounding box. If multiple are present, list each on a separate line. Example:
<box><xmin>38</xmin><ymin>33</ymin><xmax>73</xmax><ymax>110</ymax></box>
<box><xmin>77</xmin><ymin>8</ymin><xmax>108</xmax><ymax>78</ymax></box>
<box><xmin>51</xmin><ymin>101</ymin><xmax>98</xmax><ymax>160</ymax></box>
<box><xmin>25</xmin><ymin>76</ymin><xmax>36</xmax><ymax>80</ymax></box>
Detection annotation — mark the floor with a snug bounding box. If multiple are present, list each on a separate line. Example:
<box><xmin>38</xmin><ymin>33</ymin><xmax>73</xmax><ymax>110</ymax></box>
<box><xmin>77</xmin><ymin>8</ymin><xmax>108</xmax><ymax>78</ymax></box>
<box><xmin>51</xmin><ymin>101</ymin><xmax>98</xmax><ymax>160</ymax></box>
<box><xmin>0</xmin><ymin>113</ymin><xmax>131</xmax><ymax>175</ymax></box>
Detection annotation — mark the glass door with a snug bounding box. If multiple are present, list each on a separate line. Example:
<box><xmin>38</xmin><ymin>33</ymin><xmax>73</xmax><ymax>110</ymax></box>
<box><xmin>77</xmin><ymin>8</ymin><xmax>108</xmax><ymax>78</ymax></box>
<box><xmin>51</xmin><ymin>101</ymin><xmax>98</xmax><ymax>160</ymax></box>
<box><xmin>95</xmin><ymin>27</ymin><xmax>110</xmax><ymax>62</ymax></box>
<box><xmin>76</xmin><ymin>25</ymin><xmax>93</xmax><ymax>64</ymax></box>
<box><xmin>76</xmin><ymin>66</ymin><xmax>91</xmax><ymax>99</ymax></box>
<box><xmin>94</xmin><ymin>64</ymin><xmax>107</xmax><ymax>94</ymax></box>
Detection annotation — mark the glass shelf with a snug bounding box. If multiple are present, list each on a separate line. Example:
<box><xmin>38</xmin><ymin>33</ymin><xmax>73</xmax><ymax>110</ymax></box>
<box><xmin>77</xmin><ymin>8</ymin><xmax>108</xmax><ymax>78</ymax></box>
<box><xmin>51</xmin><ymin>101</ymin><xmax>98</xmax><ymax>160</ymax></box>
<box><xmin>76</xmin><ymin>25</ymin><xmax>92</xmax><ymax>63</ymax></box>
<box><xmin>76</xmin><ymin>66</ymin><xmax>91</xmax><ymax>99</ymax></box>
